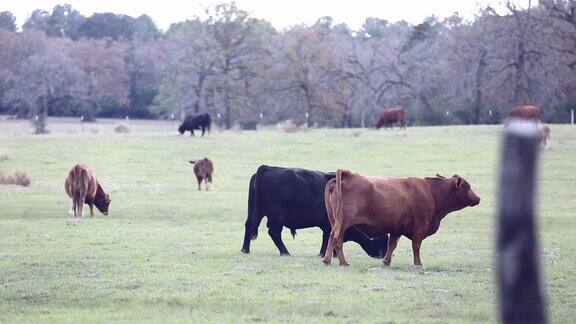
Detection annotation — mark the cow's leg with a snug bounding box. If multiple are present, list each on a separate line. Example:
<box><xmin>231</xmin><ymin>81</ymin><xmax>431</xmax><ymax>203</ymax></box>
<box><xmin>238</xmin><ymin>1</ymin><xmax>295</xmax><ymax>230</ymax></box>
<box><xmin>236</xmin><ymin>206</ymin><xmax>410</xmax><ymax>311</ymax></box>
<box><xmin>190</xmin><ymin>129</ymin><xmax>194</xmax><ymax>136</ymax></box>
<box><xmin>201</xmin><ymin>126</ymin><xmax>206</xmax><ymax>137</ymax></box>
<box><xmin>268</xmin><ymin>224</ymin><xmax>290</xmax><ymax>256</ymax></box>
<box><xmin>319</xmin><ymin>229</ymin><xmax>330</xmax><ymax>257</ymax></box>
<box><xmin>412</xmin><ymin>238</ymin><xmax>424</xmax><ymax>266</ymax></box>
<box><xmin>241</xmin><ymin>218</ymin><xmax>252</xmax><ymax>253</ymax></box>
<box><xmin>77</xmin><ymin>197</ymin><xmax>85</xmax><ymax>218</ymax></box>
<box><xmin>89</xmin><ymin>204</ymin><xmax>94</xmax><ymax>218</ymax></box>
<box><xmin>204</xmin><ymin>178</ymin><xmax>210</xmax><ymax>191</ymax></box>
<box><xmin>323</xmin><ymin>235</ymin><xmax>336</xmax><ymax>265</ymax></box>
<box><xmin>196</xmin><ymin>176</ymin><xmax>202</xmax><ymax>191</ymax></box>
<box><xmin>383</xmin><ymin>233</ymin><xmax>400</xmax><ymax>266</ymax></box>
<box><xmin>334</xmin><ymin>237</ymin><xmax>348</xmax><ymax>266</ymax></box>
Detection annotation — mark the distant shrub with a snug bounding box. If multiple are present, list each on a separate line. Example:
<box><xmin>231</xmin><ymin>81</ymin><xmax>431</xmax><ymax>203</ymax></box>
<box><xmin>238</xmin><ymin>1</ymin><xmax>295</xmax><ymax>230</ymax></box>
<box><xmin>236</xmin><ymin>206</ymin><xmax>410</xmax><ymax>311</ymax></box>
<box><xmin>115</xmin><ymin>123</ymin><xmax>130</xmax><ymax>133</ymax></box>
<box><xmin>276</xmin><ymin>120</ymin><xmax>302</xmax><ymax>133</ymax></box>
<box><xmin>240</xmin><ymin>120</ymin><xmax>258</xmax><ymax>130</ymax></box>
<box><xmin>0</xmin><ymin>172</ymin><xmax>31</xmax><ymax>187</ymax></box>
<box><xmin>0</xmin><ymin>148</ymin><xmax>11</xmax><ymax>162</ymax></box>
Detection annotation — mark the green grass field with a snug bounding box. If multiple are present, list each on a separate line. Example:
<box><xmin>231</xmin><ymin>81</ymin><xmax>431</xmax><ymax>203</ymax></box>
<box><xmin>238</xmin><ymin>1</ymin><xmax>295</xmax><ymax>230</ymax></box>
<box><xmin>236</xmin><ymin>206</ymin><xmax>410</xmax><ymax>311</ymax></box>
<box><xmin>0</xmin><ymin>118</ymin><xmax>575</xmax><ymax>322</ymax></box>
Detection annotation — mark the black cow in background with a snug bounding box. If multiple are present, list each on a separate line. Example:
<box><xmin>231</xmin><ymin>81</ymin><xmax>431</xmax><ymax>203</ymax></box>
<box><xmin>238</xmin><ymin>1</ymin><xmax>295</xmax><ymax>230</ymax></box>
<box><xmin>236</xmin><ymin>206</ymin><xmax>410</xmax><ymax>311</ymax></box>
<box><xmin>178</xmin><ymin>113</ymin><xmax>212</xmax><ymax>136</ymax></box>
<box><xmin>241</xmin><ymin>165</ymin><xmax>389</xmax><ymax>258</ymax></box>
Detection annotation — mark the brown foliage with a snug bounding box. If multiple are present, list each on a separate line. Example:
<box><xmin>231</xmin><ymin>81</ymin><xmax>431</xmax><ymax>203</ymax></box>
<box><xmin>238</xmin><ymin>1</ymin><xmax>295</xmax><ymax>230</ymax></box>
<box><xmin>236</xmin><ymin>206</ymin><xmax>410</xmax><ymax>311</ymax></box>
<box><xmin>0</xmin><ymin>171</ymin><xmax>31</xmax><ymax>187</ymax></box>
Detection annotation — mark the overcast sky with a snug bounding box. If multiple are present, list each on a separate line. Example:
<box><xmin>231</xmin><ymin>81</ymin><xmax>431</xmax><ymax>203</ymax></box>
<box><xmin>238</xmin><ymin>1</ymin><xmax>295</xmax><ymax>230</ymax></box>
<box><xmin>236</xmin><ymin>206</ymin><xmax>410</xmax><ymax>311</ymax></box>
<box><xmin>2</xmin><ymin>0</ymin><xmax>531</xmax><ymax>31</ymax></box>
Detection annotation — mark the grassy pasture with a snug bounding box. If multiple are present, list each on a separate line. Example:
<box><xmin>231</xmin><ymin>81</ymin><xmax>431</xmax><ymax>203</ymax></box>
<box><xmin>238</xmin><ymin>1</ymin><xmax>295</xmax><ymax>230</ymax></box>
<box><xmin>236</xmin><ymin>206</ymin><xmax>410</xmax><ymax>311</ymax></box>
<box><xmin>0</xmin><ymin>118</ymin><xmax>574</xmax><ymax>322</ymax></box>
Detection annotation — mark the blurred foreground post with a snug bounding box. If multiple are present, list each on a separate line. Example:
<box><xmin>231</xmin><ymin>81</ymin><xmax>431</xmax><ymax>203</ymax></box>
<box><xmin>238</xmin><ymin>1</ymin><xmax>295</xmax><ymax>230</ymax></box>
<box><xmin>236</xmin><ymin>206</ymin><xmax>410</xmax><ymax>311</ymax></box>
<box><xmin>571</xmin><ymin>109</ymin><xmax>574</xmax><ymax>125</ymax></box>
<box><xmin>497</xmin><ymin>120</ymin><xmax>547</xmax><ymax>323</ymax></box>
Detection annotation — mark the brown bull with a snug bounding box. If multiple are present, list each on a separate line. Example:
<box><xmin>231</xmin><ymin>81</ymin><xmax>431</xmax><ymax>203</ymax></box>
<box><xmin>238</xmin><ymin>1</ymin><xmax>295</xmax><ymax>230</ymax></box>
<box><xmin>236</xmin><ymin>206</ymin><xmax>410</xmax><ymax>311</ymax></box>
<box><xmin>65</xmin><ymin>164</ymin><xmax>111</xmax><ymax>218</ymax></box>
<box><xmin>189</xmin><ymin>157</ymin><xmax>214</xmax><ymax>191</ymax></box>
<box><xmin>375</xmin><ymin>107</ymin><xmax>406</xmax><ymax>129</ymax></box>
<box><xmin>323</xmin><ymin>170</ymin><xmax>480</xmax><ymax>266</ymax></box>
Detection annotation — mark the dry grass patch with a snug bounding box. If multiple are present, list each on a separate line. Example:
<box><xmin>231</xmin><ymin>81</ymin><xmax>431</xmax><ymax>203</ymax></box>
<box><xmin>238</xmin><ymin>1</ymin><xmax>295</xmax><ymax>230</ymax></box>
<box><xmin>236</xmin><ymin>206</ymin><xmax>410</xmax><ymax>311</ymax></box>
<box><xmin>114</xmin><ymin>123</ymin><xmax>130</xmax><ymax>133</ymax></box>
<box><xmin>0</xmin><ymin>171</ymin><xmax>31</xmax><ymax>187</ymax></box>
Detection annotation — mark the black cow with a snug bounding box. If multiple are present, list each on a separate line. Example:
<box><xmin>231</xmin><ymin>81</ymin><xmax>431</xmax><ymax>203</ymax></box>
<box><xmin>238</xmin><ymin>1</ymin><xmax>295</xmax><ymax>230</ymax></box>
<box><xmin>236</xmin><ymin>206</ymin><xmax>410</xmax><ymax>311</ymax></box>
<box><xmin>178</xmin><ymin>113</ymin><xmax>212</xmax><ymax>137</ymax></box>
<box><xmin>241</xmin><ymin>165</ymin><xmax>389</xmax><ymax>257</ymax></box>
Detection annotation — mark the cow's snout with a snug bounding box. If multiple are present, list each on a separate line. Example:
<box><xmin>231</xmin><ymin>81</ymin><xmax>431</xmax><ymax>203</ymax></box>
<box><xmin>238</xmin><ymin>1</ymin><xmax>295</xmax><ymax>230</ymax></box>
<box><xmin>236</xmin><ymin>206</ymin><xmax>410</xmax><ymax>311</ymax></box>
<box><xmin>469</xmin><ymin>193</ymin><xmax>480</xmax><ymax>206</ymax></box>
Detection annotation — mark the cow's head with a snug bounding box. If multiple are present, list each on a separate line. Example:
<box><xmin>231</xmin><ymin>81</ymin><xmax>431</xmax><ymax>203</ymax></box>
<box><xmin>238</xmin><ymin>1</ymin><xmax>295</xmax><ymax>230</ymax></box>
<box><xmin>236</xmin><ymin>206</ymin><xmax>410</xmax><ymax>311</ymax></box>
<box><xmin>449</xmin><ymin>175</ymin><xmax>480</xmax><ymax>208</ymax></box>
<box><xmin>178</xmin><ymin>124</ymin><xmax>185</xmax><ymax>134</ymax></box>
<box><xmin>94</xmin><ymin>185</ymin><xmax>111</xmax><ymax>215</ymax></box>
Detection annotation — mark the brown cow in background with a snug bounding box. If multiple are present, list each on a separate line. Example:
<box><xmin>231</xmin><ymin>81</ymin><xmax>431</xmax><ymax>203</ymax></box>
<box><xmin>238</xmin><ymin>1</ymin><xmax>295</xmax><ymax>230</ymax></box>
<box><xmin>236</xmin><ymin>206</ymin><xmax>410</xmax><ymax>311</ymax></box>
<box><xmin>189</xmin><ymin>157</ymin><xmax>214</xmax><ymax>191</ymax></box>
<box><xmin>65</xmin><ymin>164</ymin><xmax>111</xmax><ymax>218</ymax></box>
<box><xmin>375</xmin><ymin>107</ymin><xmax>406</xmax><ymax>129</ymax></box>
<box><xmin>322</xmin><ymin>170</ymin><xmax>480</xmax><ymax>267</ymax></box>
<box><xmin>506</xmin><ymin>105</ymin><xmax>540</xmax><ymax>125</ymax></box>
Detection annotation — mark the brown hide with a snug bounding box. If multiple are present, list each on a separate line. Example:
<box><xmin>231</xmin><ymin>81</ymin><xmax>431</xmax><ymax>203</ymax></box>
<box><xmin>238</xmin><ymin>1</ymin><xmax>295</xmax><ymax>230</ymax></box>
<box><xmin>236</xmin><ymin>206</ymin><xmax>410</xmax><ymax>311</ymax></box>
<box><xmin>189</xmin><ymin>157</ymin><xmax>214</xmax><ymax>191</ymax></box>
<box><xmin>508</xmin><ymin>106</ymin><xmax>540</xmax><ymax>121</ymax></box>
<box><xmin>375</xmin><ymin>107</ymin><xmax>406</xmax><ymax>129</ymax></box>
<box><xmin>323</xmin><ymin>170</ymin><xmax>480</xmax><ymax>266</ymax></box>
<box><xmin>538</xmin><ymin>124</ymin><xmax>551</xmax><ymax>150</ymax></box>
<box><xmin>64</xmin><ymin>164</ymin><xmax>110</xmax><ymax>217</ymax></box>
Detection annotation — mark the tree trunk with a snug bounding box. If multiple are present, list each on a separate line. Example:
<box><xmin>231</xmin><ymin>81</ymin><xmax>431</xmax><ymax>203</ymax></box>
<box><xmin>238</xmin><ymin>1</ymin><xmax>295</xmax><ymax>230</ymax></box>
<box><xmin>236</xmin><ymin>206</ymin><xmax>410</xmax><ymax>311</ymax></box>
<box><xmin>302</xmin><ymin>85</ymin><xmax>313</xmax><ymax>128</ymax></box>
<box><xmin>419</xmin><ymin>94</ymin><xmax>438</xmax><ymax>125</ymax></box>
<box><xmin>473</xmin><ymin>51</ymin><xmax>487</xmax><ymax>124</ymax></box>
<box><xmin>35</xmin><ymin>95</ymin><xmax>49</xmax><ymax>134</ymax></box>
<box><xmin>514</xmin><ymin>42</ymin><xmax>527</xmax><ymax>106</ymax></box>
<box><xmin>224</xmin><ymin>95</ymin><xmax>231</xmax><ymax>129</ymax></box>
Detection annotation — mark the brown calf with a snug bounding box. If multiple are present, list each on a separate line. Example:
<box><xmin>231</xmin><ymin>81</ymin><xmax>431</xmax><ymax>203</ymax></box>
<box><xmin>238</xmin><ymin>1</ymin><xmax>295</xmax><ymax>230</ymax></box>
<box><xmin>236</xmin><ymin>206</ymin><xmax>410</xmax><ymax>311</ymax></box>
<box><xmin>323</xmin><ymin>170</ymin><xmax>480</xmax><ymax>266</ymax></box>
<box><xmin>375</xmin><ymin>107</ymin><xmax>406</xmax><ymax>129</ymax></box>
<box><xmin>189</xmin><ymin>157</ymin><xmax>214</xmax><ymax>191</ymax></box>
<box><xmin>538</xmin><ymin>124</ymin><xmax>551</xmax><ymax>150</ymax></box>
<box><xmin>64</xmin><ymin>164</ymin><xmax>111</xmax><ymax>218</ymax></box>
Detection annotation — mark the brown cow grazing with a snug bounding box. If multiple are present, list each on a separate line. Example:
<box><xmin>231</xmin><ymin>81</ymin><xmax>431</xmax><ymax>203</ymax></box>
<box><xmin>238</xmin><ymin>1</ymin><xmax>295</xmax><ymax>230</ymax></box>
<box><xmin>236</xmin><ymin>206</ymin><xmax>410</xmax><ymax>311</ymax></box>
<box><xmin>375</xmin><ymin>107</ymin><xmax>406</xmax><ymax>129</ymax></box>
<box><xmin>65</xmin><ymin>164</ymin><xmax>111</xmax><ymax>218</ymax></box>
<box><xmin>506</xmin><ymin>105</ymin><xmax>540</xmax><ymax>125</ymax></box>
<box><xmin>189</xmin><ymin>157</ymin><xmax>214</xmax><ymax>191</ymax></box>
<box><xmin>323</xmin><ymin>170</ymin><xmax>480</xmax><ymax>267</ymax></box>
<box><xmin>538</xmin><ymin>124</ymin><xmax>551</xmax><ymax>150</ymax></box>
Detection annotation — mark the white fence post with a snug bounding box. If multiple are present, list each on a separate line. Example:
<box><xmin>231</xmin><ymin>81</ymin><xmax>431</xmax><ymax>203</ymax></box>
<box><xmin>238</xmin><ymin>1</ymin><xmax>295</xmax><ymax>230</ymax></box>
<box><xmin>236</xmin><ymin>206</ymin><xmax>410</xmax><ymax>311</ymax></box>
<box><xmin>571</xmin><ymin>109</ymin><xmax>574</xmax><ymax>125</ymax></box>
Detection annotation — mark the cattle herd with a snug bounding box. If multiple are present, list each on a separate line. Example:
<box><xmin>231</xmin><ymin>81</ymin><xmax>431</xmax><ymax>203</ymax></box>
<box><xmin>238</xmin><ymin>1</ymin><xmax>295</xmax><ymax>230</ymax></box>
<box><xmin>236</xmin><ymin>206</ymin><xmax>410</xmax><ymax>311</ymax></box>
<box><xmin>64</xmin><ymin>105</ymin><xmax>550</xmax><ymax>267</ymax></box>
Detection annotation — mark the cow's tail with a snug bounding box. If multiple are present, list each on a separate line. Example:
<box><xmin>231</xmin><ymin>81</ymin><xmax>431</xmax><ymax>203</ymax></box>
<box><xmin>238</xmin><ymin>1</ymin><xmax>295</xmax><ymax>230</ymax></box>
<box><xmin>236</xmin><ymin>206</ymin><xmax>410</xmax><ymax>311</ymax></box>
<box><xmin>331</xmin><ymin>169</ymin><xmax>347</xmax><ymax>240</ymax></box>
<box><xmin>250</xmin><ymin>165</ymin><xmax>268</xmax><ymax>240</ymax></box>
<box><xmin>71</xmin><ymin>165</ymin><xmax>88</xmax><ymax>213</ymax></box>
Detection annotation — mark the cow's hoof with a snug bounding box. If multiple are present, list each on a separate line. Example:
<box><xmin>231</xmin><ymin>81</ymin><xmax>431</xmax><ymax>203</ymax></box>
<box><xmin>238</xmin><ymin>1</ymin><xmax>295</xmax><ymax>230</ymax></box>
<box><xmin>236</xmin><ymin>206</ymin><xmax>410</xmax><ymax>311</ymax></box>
<box><xmin>240</xmin><ymin>249</ymin><xmax>250</xmax><ymax>254</ymax></box>
<box><xmin>339</xmin><ymin>262</ymin><xmax>349</xmax><ymax>267</ymax></box>
<box><xmin>383</xmin><ymin>261</ymin><xmax>391</xmax><ymax>267</ymax></box>
<box><xmin>322</xmin><ymin>259</ymin><xmax>331</xmax><ymax>265</ymax></box>
<box><xmin>280</xmin><ymin>252</ymin><xmax>290</xmax><ymax>256</ymax></box>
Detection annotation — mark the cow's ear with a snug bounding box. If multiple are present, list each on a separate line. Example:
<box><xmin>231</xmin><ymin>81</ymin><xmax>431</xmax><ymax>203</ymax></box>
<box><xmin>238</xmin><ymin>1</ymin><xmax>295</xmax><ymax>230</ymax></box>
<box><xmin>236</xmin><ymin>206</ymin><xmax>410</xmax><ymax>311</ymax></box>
<box><xmin>453</xmin><ymin>176</ymin><xmax>463</xmax><ymax>188</ymax></box>
<box><xmin>436</xmin><ymin>173</ymin><xmax>446</xmax><ymax>179</ymax></box>
<box><xmin>189</xmin><ymin>160</ymin><xmax>196</xmax><ymax>164</ymax></box>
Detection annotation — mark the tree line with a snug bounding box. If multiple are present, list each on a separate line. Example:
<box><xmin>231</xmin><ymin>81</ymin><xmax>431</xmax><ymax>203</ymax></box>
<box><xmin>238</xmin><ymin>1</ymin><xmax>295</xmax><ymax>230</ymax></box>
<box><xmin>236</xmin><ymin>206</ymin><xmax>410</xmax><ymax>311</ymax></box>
<box><xmin>1</xmin><ymin>1</ymin><xmax>575</xmax><ymax>133</ymax></box>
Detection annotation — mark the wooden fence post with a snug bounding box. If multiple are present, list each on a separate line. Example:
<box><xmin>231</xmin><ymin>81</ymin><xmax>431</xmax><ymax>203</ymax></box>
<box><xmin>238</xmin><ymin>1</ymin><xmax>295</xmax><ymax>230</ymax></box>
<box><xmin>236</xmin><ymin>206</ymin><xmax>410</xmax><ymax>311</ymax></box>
<box><xmin>497</xmin><ymin>120</ymin><xmax>548</xmax><ymax>323</ymax></box>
